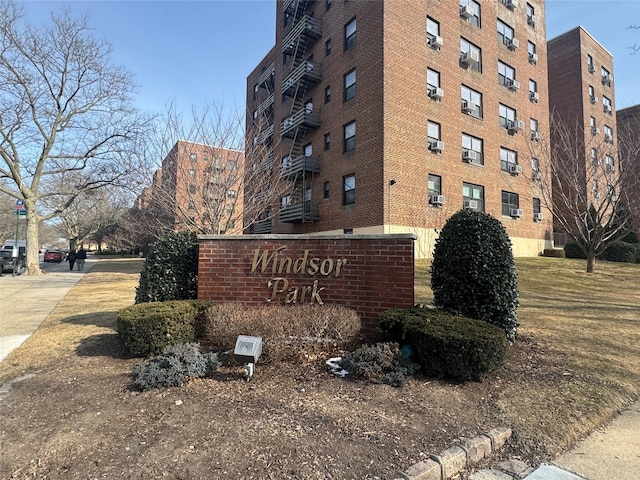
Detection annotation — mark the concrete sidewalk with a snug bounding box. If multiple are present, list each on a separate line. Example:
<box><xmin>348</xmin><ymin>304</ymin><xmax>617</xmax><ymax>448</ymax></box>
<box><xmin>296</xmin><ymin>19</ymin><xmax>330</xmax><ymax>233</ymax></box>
<box><xmin>0</xmin><ymin>257</ymin><xmax>96</xmax><ymax>363</ymax></box>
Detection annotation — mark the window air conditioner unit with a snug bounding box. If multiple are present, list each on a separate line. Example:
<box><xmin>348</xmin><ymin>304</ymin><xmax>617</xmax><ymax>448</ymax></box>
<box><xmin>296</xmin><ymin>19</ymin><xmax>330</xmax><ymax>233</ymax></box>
<box><xmin>462</xmin><ymin>150</ymin><xmax>477</xmax><ymax>162</ymax></box>
<box><xmin>591</xmin><ymin>126</ymin><xmax>600</xmax><ymax>135</ymax></box>
<box><xmin>429</xmin><ymin>35</ymin><xmax>444</xmax><ymax>49</ymax></box>
<box><xmin>604</xmin><ymin>105</ymin><xmax>612</xmax><ymax>114</ymax></box>
<box><xmin>532</xmin><ymin>171</ymin><xmax>542</xmax><ymax>181</ymax></box>
<box><xmin>529</xmin><ymin>53</ymin><xmax>538</xmax><ymax>64</ymax></box>
<box><xmin>428</xmin><ymin>87</ymin><xmax>444</xmax><ymax>100</ymax></box>
<box><xmin>605</xmin><ymin>133</ymin><xmax>613</xmax><ymax>143</ymax></box>
<box><xmin>461</xmin><ymin>100</ymin><xmax>476</xmax><ymax>113</ymax></box>
<box><xmin>509</xmin><ymin>164</ymin><xmax>523</xmax><ymax>175</ymax></box>
<box><xmin>588</xmin><ymin>65</ymin><xmax>596</xmax><ymax>73</ymax></box>
<box><xmin>506</xmin><ymin>38</ymin><xmax>519</xmax><ymax>50</ymax></box>
<box><xmin>531</xmin><ymin>131</ymin><xmax>541</xmax><ymax>142</ymax></box>
<box><xmin>508</xmin><ymin>120</ymin><xmax>525</xmax><ymax>133</ymax></box>
<box><xmin>530</xmin><ymin>91</ymin><xmax>539</xmax><ymax>102</ymax></box>
<box><xmin>460</xmin><ymin>5</ymin><xmax>474</xmax><ymax>19</ymax></box>
<box><xmin>602</xmin><ymin>74</ymin><xmax>612</xmax><ymax>86</ymax></box>
<box><xmin>504</xmin><ymin>0</ymin><xmax>517</xmax><ymax>10</ymax></box>
<box><xmin>429</xmin><ymin>140</ymin><xmax>445</xmax><ymax>152</ymax></box>
<box><xmin>510</xmin><ymin>208</ymin><xmax>524</xmax><ymax>218</ymax></box>
<box><xmin>590</xmin><ymin>95</ymin><xmax>599</xmax><ymax>104</ymax></box>
<box><xmin>464</xmin><ymin>199</ymin><xmax>478</xmax><ymax>210</ymax></box>
<box><xmin>527</xmin><ymin>15</ymin><xmax>536</xmax><ymax>26</ymax></box>
<box><xmin>461</xmin><ymin>50</ymin><xmax>480</xmax><ymax>66</ymax></box>
<box><xmin>533</xmin><ymin>213</ymin><xmax>543</xmax><ymax>222</ymax></box>
<box><xmin>430</xmin><ymin>195</ymin><xmax>446</xmax><ymax>206</ymax></box>
<box><xmin>507</xmin><ymin>79</ymin><xmax>520</xmax><ymax>91</ymax></box>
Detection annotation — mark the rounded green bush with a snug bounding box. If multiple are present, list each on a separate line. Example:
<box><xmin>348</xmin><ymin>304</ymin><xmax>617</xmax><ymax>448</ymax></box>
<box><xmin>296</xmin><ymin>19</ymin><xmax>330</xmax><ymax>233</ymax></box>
<box><xmin>602</xmin><ymin>242</ymin><xmax>637</xmax><ymax>264</ymax></box>
<box><xmin>564</xmin><ymin>242</ymin><xmax>587</xmax><ymax>259</ymax></box>
<box><xmin>431</xmin><ymin>209</ymin><xmax>519</xmax><ymax>342</ymax></box>
<box><xmin>135</xmin><ymin>231</ymin><xmax>199</xmax><ymax>303</ymax></box>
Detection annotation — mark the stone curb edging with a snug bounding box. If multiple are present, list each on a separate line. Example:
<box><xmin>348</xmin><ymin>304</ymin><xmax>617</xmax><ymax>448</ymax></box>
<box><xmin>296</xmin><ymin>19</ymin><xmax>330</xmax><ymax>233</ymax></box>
<box><xmin>394</xmin><ymin>427</ymin><xmax>512</xmax><ymax>480</ymax></box>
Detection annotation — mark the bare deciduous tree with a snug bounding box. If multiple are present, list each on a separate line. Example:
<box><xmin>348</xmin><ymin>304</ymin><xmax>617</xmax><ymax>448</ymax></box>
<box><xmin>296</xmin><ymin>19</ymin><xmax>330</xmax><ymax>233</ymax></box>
<box><xmin>529</xmin><ymin>111</ymin><xmax>640</xmax><ymax>272</ymax></box>
<box><xmin>0</xmin><ymin>2</ymin><xmax>151</xmax><ymax>274</ymax></box>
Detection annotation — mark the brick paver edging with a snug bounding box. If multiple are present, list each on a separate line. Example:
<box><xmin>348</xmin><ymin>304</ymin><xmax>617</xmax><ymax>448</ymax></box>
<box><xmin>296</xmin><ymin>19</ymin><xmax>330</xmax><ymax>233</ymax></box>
<box><xmin>394</xmin><ymin>427</ymin><xmax>512</xmax><ymax>480</ymax></box>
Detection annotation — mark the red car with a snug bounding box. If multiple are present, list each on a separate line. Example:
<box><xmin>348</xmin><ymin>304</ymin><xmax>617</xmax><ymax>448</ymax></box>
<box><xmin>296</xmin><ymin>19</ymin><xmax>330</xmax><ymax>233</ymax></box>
<box><xmin>43</xmin><ymin>249</ymin><xmax>63</xmax><ymax>263</ymax></box>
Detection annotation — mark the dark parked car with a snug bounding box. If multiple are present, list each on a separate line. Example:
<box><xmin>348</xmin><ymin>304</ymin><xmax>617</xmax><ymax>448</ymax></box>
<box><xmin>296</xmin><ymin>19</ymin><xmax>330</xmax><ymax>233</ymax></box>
<box><xmin>43</xmin><ymin>249</ymin><xmax>63</xmax><ymax>263</ymax></box>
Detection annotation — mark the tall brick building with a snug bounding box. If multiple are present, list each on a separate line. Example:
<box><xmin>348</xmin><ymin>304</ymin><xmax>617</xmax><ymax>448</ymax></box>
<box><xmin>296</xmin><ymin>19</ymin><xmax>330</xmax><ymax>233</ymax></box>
<box><xmin>246</xmin><ymin>0</ymin><xmax>553</xmax><ymax>257</ymax></box>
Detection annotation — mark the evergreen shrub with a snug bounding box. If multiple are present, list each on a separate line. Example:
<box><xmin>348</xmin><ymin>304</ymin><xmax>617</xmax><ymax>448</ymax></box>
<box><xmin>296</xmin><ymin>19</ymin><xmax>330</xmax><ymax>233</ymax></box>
<box><xmin>202</xmin><ymin>303</ymin><xmax>362</xmax><ymax>362</ymax></box>
<box><xmin>542</xmin><ymin>248</ymin><xmax>565</xmax><ymax>258</ymax></box>
<box><xmin>118</xmin><ymin>300</ymin><xmax>212</xmax><ymax>356</ymax></box>
<box><xmin>564</xmin><ymin>242</ymin><xmax>587</xmax><ymax>259</ymax></box>
<box><xmin>135</xmin><ymin>231</ymin><xmax>199</xmax><ymax>303</ymax></box>
<box><xmin>339</xmin><ymin>342</ymin><xmax>419</xmax><ymax>387</ymax></box>
<box><xmin>378</xmin><ymin>307</ymin><xmax>507</xmax><ymax>382</ymax></box>
<box><xmin>430</xmin><ymin>209</ymin><xmax>519</xmax><ymax>341</ymax></box>
<box><xmin>602</xmin><ymin>242</ymin><xmax>638</xmax><ymax>264</ymax></box>
<box><xmin>132</xmin><ymin>342</ymin><xmax>220</xmax><ymax>391</ymax></box>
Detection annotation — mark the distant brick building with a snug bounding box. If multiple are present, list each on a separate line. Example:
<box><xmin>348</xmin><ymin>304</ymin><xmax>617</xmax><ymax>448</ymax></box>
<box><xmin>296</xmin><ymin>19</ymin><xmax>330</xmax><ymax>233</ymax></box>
<box><xmin>246</xmin><ymin>0</ymin><xmax>553</xmax><ymax>257</ymax></box>
<box><xmin>616</xmin><ymin>104</ymin><xmax>640</xmax><ymax>233</ymax></box>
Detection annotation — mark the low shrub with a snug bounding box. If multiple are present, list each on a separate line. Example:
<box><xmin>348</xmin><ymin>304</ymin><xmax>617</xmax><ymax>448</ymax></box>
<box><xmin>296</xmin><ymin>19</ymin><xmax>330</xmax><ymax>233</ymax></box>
<box><xmin>564</xmin><ymin>242</ymin><xmax>587</xmax><ymax>259</ymax></box>
<box><xmin>378</xmin><ymin>307</ymin><xmax>507</xmax><ymax>382</ymax></box>
<box><xmin>602</xmin><ymin>242</ymin><xmax>637</xmax><ymax>264</ymax></box>
<box><xmin>339</xmin><ymin>342</ymin><xmax>419</xmax><ymax>387</ymax></box>
<box><xmin>202</xmin><ymin>303</ymin><xmax>362</xmax><ymax>362</ymax></box>
<box><xmin>132</xmin><ymin>342</ymin><xmax>220</xmax><ymax>391</ymax></box>
<box><xmin>542</xmin><ymin>248</ymin><xmax>565</xmax><ymax>258</ymax></box>
<box><xmin>118</xmin><ymin>300</ymin><xmax>212</xmax><ymax>356</ymax></box>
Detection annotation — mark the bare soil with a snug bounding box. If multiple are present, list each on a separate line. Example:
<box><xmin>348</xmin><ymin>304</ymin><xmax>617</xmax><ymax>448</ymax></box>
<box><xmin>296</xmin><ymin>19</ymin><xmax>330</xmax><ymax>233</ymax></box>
<box><xmin>1</xmin><ymin>257</ymin><xmax>639</xmax><ymax>480</ymax></box>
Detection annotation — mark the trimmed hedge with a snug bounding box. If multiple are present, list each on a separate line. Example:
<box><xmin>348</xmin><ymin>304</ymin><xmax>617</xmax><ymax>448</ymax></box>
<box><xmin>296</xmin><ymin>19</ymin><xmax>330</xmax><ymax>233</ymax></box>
<box><xmin>542</xmin><ymin>248</ymin><xmax>565</xmax><ymax>258</ymax></box>
<box><xmin>118</xmin><ymin>300</ymin><xmax>212</xmax><ymax>356</ymax></box>
<box><xmin>564</xmin><ymin>242</ymin><xmax>587</xmax><ymax>259</ymax></box>
<box><xmin>378</xmin><ymin>307</ymin><xmax>507</xmax><ymax>382</ymax></box>
<box><xmin>602</xmin><ymin>242</ymin><xmax>640</xmax><ymax>264</ymax></box>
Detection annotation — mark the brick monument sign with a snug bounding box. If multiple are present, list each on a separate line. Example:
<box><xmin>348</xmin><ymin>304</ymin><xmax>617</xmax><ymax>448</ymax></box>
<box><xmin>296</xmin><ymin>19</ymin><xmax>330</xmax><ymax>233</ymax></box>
<box><xmin>197</xmin><ymin>234</ymin><xmax>416</xmax><ymax>333</ymax></box>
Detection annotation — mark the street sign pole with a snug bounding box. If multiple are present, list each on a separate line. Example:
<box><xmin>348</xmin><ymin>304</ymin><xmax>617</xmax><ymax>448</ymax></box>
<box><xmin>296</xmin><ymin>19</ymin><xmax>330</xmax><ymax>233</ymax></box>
<box><xmin>13</xmin><ymin>200</ymin><xmax>24</xmax><ymax>276</ymax></box>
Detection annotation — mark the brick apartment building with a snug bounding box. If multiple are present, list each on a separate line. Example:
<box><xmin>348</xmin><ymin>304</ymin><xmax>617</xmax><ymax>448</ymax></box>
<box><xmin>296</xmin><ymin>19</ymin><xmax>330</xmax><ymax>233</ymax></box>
<box><xmin>246</xmin><ymin>0</ymin><xmax>553</xmax><ymax>257</ymax></box>
<box><xmin>547</xmin><ymin>26</ymin><xmax>619</xmax><ymax>233</ymax></box>
<box><xmin>616</xmin><ymin>104</ymin><xmax>640</xmax><ymax>231</ymax></box>
<box><xmin>138</xmin><ymin>140</ymin><xmax>245</xmax><ymax>235</ymax></box>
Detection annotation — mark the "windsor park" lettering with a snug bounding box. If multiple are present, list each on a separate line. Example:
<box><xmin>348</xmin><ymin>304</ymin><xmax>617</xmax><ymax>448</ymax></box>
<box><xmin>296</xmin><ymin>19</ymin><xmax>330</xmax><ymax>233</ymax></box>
<box><xmin>250</xmin><ymin>246</ymin><xmax>348</xmax><ymax>304</ymax></box>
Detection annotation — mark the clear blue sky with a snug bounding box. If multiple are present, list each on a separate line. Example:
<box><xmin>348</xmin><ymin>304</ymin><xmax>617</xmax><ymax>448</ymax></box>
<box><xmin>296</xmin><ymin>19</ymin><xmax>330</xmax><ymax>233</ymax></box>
<box><xmin>21</xmin><ymin>0</ymin><xmax>640</xmax><ymax>120</ymax></box>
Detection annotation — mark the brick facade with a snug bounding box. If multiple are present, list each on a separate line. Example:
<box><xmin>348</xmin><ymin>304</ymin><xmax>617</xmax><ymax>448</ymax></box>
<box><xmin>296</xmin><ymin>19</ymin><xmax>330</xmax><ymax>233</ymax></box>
<box><xmin>197</xmin><ymin>234</ymin><xmax>416</xmax><ymax>332</ymax></box>
<box><xmin>246</xmin><ymin>0</ymin><xmax>553</xmax><ymax>258</ymax></box>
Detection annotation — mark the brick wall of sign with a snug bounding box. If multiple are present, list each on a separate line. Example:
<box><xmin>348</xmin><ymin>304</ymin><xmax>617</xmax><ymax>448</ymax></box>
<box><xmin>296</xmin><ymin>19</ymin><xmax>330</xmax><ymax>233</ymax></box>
<box><xmin>197</xmin><ymin>234</ymin><xmax>415</xmax><ymax>334</ymax></box>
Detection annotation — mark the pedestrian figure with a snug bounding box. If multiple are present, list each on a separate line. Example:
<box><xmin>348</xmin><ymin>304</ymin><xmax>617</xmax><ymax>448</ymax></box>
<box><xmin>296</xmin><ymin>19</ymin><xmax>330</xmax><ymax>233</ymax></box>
<box><xmin>67</xmin><ymin>249</ymin><xmax>77</xmax><ymax>271</ymax></box>
<box><xmin>76</xmin><ymin>247</ymin><xmax>87</xmax><ymax>271</ymax></box>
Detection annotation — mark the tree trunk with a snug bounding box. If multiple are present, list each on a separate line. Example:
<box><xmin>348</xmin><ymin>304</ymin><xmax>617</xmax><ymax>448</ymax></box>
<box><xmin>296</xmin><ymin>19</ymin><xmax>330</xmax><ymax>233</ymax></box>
<box><xmin>24</xmin><ymin>205</ymin><xmax>42</xmax><ymax>275</ymax></box>
<box><xmin>586</xmin><ymin>251</ymin><xmax>596</xmax><ymax>273</ymax></box>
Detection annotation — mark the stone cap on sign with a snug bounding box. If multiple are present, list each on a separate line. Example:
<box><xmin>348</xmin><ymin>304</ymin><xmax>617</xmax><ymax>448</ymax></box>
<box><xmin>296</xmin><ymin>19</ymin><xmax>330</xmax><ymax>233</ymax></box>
<box><xmin>198</xmin><ymin>233</ymin><xmax>418</xmax><ymax>241</ymax></box>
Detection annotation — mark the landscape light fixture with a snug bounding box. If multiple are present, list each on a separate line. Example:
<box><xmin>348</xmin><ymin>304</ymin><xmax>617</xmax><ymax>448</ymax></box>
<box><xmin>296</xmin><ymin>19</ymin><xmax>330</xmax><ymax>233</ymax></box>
<box><xmin>233</xmin><ymin>335</ymin><xmax>263</xmax><ymax>381</ymax></box>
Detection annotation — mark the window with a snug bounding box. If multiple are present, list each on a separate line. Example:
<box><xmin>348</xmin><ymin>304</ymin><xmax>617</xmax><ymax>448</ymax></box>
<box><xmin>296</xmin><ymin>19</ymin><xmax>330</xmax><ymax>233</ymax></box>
<box><xmin>190</xmin><ymin>153</ymin><xmax>197</xmax><ymax>162</ymax></box>
<box><xmin>325</xmin><ymin>39</ymin><xmax>332</xmax><ymax>56</ymax></box>
<box><xmin>189</xmin><ymin>169</ymin><xmax>196</xmax><ymax>179</ymax></box>
<box><xmin>253</xmin><ymin>110</ymin><xmax>258</xmax><ymax>122</ymax></box>
<box><xmin>528</xmin><ymin>41</ymin><xmax>537</xmax><ymax>64</ymax></box>
<box><xmin>603</xmin><ymin>95</ymin><xmax>612</xmax><ymax>114</ymax></box>
<box><xmin>531</xmin><ymin>158</ymin><xmax>541</xmax><ymax>177</ymax></box>
<box><xmin>343</xmin><ymin>174</ymin><xmax>355</xmax><ymax>205</ymax></box>
<box><xmin>214</xmin><ymin>157</ymin><xmax>223</xmax><ymax>168</ymax></box>
<box><xmin>227</xmin><ymin>189</ymin><xmax>236</xmax><ymax>199</ymax></box>
<box><xmin>587</xmin><ymin>54</ymin><xmax>594</xmax><ymax>71</ymax></box>
<box><xmin>463</xmin><ymin>182</ymin><xmax>484</xmax><ymax>212</ymax></box>
<box><xmin>607</xmin><ymin>185</ymin><xmax>616</xmax><ymax>200</ymax></box>
<box><xmin>460</xmin><ymin>38</ymin><xmax>482</xmax><ymax>72</ymax></box>
<box><xmin>344</xmin><ymin>228</ymin><xmax>353</xmax><ymax>234</ymax></box>
<box><xmin>498</xmin><ymin>61</ymin><xmax>515</xmax><ymax>86</ymax></box>
<box><xmin>281</xmin><ymin>195</ymin><xmax>292</xmax><ymax>208</ymax></box>
<box><xmin>326</xmin><ymin>0</ymin><xmax>332</xmax><ymax>10</ymax></box>
<box><xmin>344</xmin><ymin>121</ymin><xmax>356</xmax><ymax>152</ymax></box>
<box><xmin>526</xmin><ymin>3</ymin><xmax>535</xmax><ymax>25</ymax></box>
<box><xmin>533</xmin><ymin>198</ymin><xmax>541</xmax><ymax>217</ymax></box>
<box><xmin>428</xmin><ymin>174</ymin><xmax>442</xmax><ymax>197</ymax></box>
<box><xmin>323</xmin><ymin>181</ymin><xmax>330</xmax><ymax>199</ymax></box>
<box><xmin>324</xmin><ymin>133</ymin><xmax>331</xmax><ymax>150</ymax></box>
<box><xmin>590</xmin><ymin>116</ymin><xmax>597</xmax><ymax>131</ymax></box>
<box><xmin>345</xmin><ymin>18</ymin><xmax>357</xmax><ymax>50</ymax></box>
<box><xmin>591</xmin><ymin>148</ymin><xmax>599</xmax><ymax>167</ymax></box>
<box><xmin>501</xmin><ymin>191</ymin><xmax>520</xmax><ymax>216</ymax></box>
<box><xmin>461</xmin><ymin>133</ymin><xmax>484</xmax><ymax>165</ymax></box>
<box><xmin>601</xmin><ymin>66</ymin><xmax>612</xmax><ymax>85</ymax></box>
<box><xmin>325</xmin><ymin>86</ymin><xmax>331</xmax><ymax>104</ymax></box>
<box><xmin>284</xmin><ymin>12</ymin><xmax>292</xmax><ymax>27</ymax></box>
<box><xmin>304</xmin><ymin>143</ymin><xmax>313</xmax><ymax>157</ymax></box>
<box><xmin>188</xmin><ymin>201</ymin><xmax>196</xmax><ymax>211</ymax></box>
<box><xmin>593</xmin><ymin>181</ymin><xmax>599</xmax><ymax>199</ymax></box>
<box><xmin>228</xmin><ymin>159</ymin><xmax>238</xmax><ymax>170</ymax></box>
<box><xmin>461</xmin><ymin>85</ymin><xmax>483</xmax><ymax>118</ymax></box>
<box><xmin>426</xmin><ymin>17</ymin><xmax>440</xmax><ymax>45</ymax></box>
<box><xmin>189</xmin><ymin>184</ymin><xmax>196</xmax><ymax>194</ymax></box>
<box><xmin>529</xmin><ymin>79</ymin><xmax>538</xmax><ymax>101</ymax></box>
<box><xmin>283</xmin><ymin>51</ymin><xmax>291</xmax><ymax>65</ymax></box>
<box><xmin>499</xmin><ymin>103</ymin><xmax>516</xmax><ymax>128</ymax></box>
<box><xmin>427</xmin><ymin>68</ymin><xmax>441</xmax><ymax>92</ymax></box>
<box><xmin>497</xmin><ymin>19</ymin><xmax>514</xmax><ymax>46</ymax></box>
<box><xmin>460</xmin><ymin>0</ymin><xmax>481</xmax><ymax>27</ymax></box>
<box><xmin>344</xmin><ymin>68</ymin><xmax>356</xmax><ymax>101</ymax></box>
<box><xmin>604</xmin><ymin>125</ymin><xmax>613</xmax><ymax>143</ymax></box>
<box><xmin>530</xmin><ymin>118</ymin><xmax>539</xmax><ymax>133</ymax></box>
<box><xmin>500</xmin><ymin>147</ymin><xmax>518</xmax><ymax>172</ymax></box>
<box><xmin>226</xmin><ymin>204</ymin><xmax>234</xmax><ymax>214</ymax></box>
<box><xmin>605</xmin><ymin>155</ymin><xmax>615</xmax><ymax>172</ymax></box>
<box><xmin>427</xmin><ymin>120</ymin><xmax>441</xmax><ymax>144</ymax></box>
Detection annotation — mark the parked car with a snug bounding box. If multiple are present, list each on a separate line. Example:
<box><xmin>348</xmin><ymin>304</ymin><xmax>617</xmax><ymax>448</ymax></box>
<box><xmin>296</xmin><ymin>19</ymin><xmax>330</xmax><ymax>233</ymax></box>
<box><xmin>43</xmin><ymin>249</ymin><xmax>63</xmax><ymax>263</ymax></box>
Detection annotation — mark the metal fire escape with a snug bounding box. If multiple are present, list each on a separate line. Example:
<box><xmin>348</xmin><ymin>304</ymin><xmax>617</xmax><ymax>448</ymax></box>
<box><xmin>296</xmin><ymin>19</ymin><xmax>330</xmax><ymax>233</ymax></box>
<box><xmin>279</xmin><ymin>0</ymin><xmax>322</xmax><ymax>224</ymax></box>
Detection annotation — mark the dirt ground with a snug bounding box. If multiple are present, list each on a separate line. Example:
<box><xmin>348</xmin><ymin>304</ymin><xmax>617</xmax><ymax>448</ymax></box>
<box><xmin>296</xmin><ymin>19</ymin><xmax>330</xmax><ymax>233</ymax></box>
<box><xmin>1</xmin><ymin>258</ymin><xmax>639</xmax><ymax>479</ymax></box>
